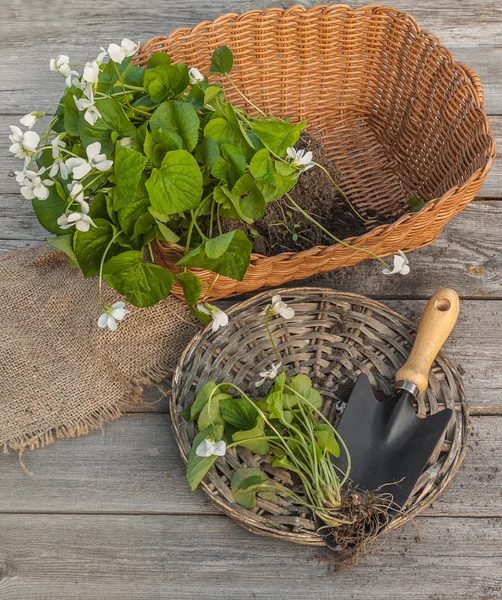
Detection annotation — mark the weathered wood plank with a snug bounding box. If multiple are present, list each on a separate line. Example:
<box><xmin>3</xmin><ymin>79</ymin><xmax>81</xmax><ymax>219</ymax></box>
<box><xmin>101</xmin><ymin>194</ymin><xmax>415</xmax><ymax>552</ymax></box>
<box><xmin>2</xmin><ymin>195</ymin><xmax>502</xmax><ymax>297</ymax></box>
<box><xmin>0</xmin><ymin>414</ymin><xmax>500</xmax><ymax>517</ymax></box>
<box><xmin>0</xmin><ymin>513</ymin><xmax>500</xmax><ymax>600</ymax></box>
<box><xmin>2</xmin><ymin>114</ymin><xmax>501</xmax><ymax>195</ymax></box>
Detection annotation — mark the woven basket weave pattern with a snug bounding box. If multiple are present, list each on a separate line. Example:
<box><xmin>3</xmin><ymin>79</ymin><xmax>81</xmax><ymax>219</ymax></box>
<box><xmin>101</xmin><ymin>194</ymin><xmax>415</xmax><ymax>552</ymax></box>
<box><xmin>171</xmin><ymin>288</ymin><xmax>468</xmax><ymax>545</ymax></box>
<box><xmin>136</xmin><ymin>4</ymin><xmax>495</xmax><ymax>300</ymax></box>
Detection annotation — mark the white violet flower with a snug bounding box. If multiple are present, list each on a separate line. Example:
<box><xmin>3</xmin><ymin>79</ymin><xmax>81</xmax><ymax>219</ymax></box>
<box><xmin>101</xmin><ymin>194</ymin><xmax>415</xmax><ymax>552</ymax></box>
<box><xmin>196</xmin><ymin>438</ymin><xmax>227</xmax><ymax>458</ymax></box>
<box><xmin>14</xmin><ymin>167</ymin><xmax>28</xmax><ymax>184</ymax></box>
<box><xmin>196</xmin><ymin>303</ymin><xmax>229</xmax><ymax>332</ymax></box>
<box><xmin>67</xmin><ymin>181</ymin><xmax>89</xmax><ymax>213</ymax></box>
<box><xmin>49</xmin><ymin>55</ymin><xmax>79</xmax><ymax>87</ymax></box>
<box><xmin>57</xmin><ymin>212</ymin><xmax>96</xmax><ymax>233</ymax></box>
<box><xmin>20</xmin><ymin>112</ymin><xmax>41</xmax><ymax>129</ymax></box>
<box><xmin>19</xmin><ymin>167</ymin><xmax>54</xmax><ymax>201</ymax></box>
<box><xmin>51</xmin><ymin>136</ymin><xmax>66</xmax><ymax>159</ymax></box>
<box><xmin>119</xmin><ymin>137</ymin><xmax>134</xmax><ymax>149</ymax></box>
<box><xmin>82</xmin><ymin>60</ymin><xmax>100</xmax><ymax>85</ymax></box>
<box><xmin>9</xmin><ymin>126</ymin><xmax>40</xmax><ymax>159</ymax></box>
<box><xmin>96</xmin><ymin>49</ymin><xmax>108</xmax><ymax>64</ymax></box>
<box><xmin>107</xmin><ymin>38</ymin><xmax>139</xmax><ymax>63</ymax></box>
<box><xmin>262</xmin><ymin>294</ymin><xmax>295</xmax><ymax>319</ymax></box>
<box><xmin>286</xmin><ymin>147</ymin><xmax>315</xmax><ymax>171</ymax></box>
<box><xmin>189</xmin><ymin>67</ymin><xmax>204</xmax><ymax>85</ymax></box>
<box><xmin>97</xmin><ymin>302</ymin><xmax>130</xmax><ymax>332</ymax></box>
<box><xmin>73</xmin><ymin>85</ymin><xmax>101</xmax><ymax>126</ymax></box>
<box><xmin>66</xmin><ymin>141</ymin><xmax>113</xmax><ymax>180</ymax></box>
<box><xmin>382</xmin><ymin>250</ymin><xmax>410</xmax><ymax>276</ymax></box>
<box><xmin>49</xmin><ymin>158</ymin><xmax>69</xmax><ymax>180</ymax></box>
<box><xmin>255</xmin><ymin>362</ymin><xmax>282</xmax><ymax>387</ymax></box>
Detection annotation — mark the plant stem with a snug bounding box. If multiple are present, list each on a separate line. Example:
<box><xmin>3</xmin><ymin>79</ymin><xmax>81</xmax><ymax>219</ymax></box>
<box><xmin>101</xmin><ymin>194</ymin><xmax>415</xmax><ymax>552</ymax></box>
<box><xmin>265</xmin><ymin>310</ymin><xmax>282</xmax><ymax>366</ymax></box>
<box><xmin>312</xmin><ymin>161</ymin><xmax>368</xmax><ymax>223</ymax></box>
<box><xmin>284</xmin><ymin>383</ymin><xmax>352</xmax><ymax>486</ymax></box>
<box><xmin>200</xmin><ymin>275</ymin><xmax>219</xmax><ymax>303</ymax></box>
<box><xmin>224</xmin><ymin>73</ymin><xmax>267</xmax><ymax>117</ymax></box>
<box><xmin>284</xmin><ymin>192</ymin><xmax>391</xmax><ymax>270</ymax></box>
<box><xmin>147</xmin><ymin>242</ymin><xmax>155</xmax><ymax>263</ymax></box>
<box><xmin>98</xmin><ymin>231</ymin><xmax>122</xmax><ymax>306</ymax></box>
<box><xmin>112</xmin><ymin>62</ymin><xmax>151</xmax><ymax>117</ymax></box>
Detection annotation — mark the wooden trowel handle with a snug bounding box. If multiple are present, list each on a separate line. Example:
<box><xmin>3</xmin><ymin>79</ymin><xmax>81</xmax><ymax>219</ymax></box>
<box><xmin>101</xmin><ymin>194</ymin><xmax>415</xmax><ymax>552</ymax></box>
<box><xmin>395</xmin><ymin>289</ymin><xmax>460</xmax><ymax>394</ymax></box>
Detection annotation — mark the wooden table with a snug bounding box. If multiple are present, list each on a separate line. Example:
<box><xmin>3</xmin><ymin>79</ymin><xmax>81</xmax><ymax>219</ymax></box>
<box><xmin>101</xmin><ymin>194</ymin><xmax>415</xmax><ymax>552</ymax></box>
<box><xmin>1</xmin><ymin>2</ymin><xmax>501</xmax><ymax>598</ymax></box>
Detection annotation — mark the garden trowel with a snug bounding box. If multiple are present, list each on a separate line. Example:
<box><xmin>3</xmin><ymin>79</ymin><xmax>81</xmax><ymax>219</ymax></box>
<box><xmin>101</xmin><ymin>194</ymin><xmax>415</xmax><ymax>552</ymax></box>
<box><xmin>335</xmin><ymin>288</ymin><xmax>459</xmax><ymax>511</ymax></box>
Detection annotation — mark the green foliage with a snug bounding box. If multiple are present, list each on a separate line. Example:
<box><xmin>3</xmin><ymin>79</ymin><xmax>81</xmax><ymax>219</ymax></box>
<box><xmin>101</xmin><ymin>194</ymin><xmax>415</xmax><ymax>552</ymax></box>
<box><xmin>186</xmin><ymin>426</ymin><xmax>223</xmax><ymax>491</ymax></box>
<box><xmin>231</xmin><ymin>468</ymin><xmax>270</xmax><ymax>509</ymax></box>
<box><xmin>22</xmin><ymin>43</ymin><xmax>308</xmax><ymax>319</ymax></box>
<box><xmin>407</xmin><ymin>197</ymin><xmax>425</xmax><ymax>212</ymax></box>
<box><xmin>209</xmin><ymin>45</ymin><xmax>234</xmax><ymax>75</ymax></box>
<box><xmin>177</xmin><ymin>230</ymin><xmax>253</xmax><ymax>281</ymax></box>
<box><xmin>103</xmin><ymin>250</ymin><xmax>175</xmax><ymax>307</ymax></box>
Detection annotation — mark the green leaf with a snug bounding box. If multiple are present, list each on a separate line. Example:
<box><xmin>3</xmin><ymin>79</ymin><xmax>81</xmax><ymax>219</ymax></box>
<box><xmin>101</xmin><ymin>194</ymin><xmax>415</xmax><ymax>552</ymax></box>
<box><xmin>176</xmin><ymin>271</ymin><xmax>202</xmax><ymax>305</ymax></box>
<box><xmin>220</xmin><ymin>396</ymin><xmax>258</xmax><ymax>430</ymax></box>
<box><xmin>88</xmin><ymin>192</ymin><xmax>110</xmax><ymax>220</ymax></box>
<box><xmin>232</xmin><ymin>417</ymin><xmax>269</xmax><ymax>455</ymax></box>
<box><xmin>177</xmin><ymin>230</ymin><xmax>252</xmax><ymax>281</ymax></box>
<box><xmin>113</xmin><ymin>144</ymin><xmax>148</xmax><ymax>210</ymax></box>
<box><xmin>63</xmin><ymin>89</ymin><xmax>80</xmax><ymax>137</ymax></box>
<box><xmin>150</xmin><ymin>100</ymin><xmax>200</xmax><ymax>152</ymax></box>
<box><xmin>189</xmin><ymin>381</ymin><xmax>218</xmax><ymax>420</ymax></box>
<box><xmin>103</xmin><ymin>250</ymin><xmax>175</xmax><ymax>307</ymax></box>
<box><xmin>155</xmin><ymin>220</ymin><xmax>180</xmax><ymax>243</ymax></box>
<box><xmin>285</xmin><ymin>374</ymin><xmax>323</xmax><ymax>410</ymax></box>
<box><xmin>203</xmin><ymin>117</ymin><xmax>240</xmax><ymax>147</ymax></box>
<box><xmin>46</xmin><ymin>234</ymin><xmax>79</xmax><ymax>269</ymax></box>
<box><xmin>195</xmin><ymin>137</ymin><xmax>221</xmax><ymax>170</ymax></box>
<box><xmin>250</xmin><ymin>148</ymin><xmax>276</xmax><ymax>185</ymax></box>
<box><xmin>122</xmin><ymin>65</ymin><xmax>145</xmax><ymax>87</ymax></box>
<box><xmin>231</xmin><ymin>468</ymin><xmax>269</xmax><ymax>509</ymax></box>
<box><xmin>198</xmin><ymin>393</ymin><xmax>229</xmax><ymax>430</ymax></box>
<box><xmin>78</xmin><ymin>97</ymin><xmax>136</xmax><ymax>154</ymax></box>
<box><xmin>144</xmin><ymin>64</ymin><xmax>189</xmax><ymax>103</ymax></box>
<box><xmin>117</xmin><ymin>183</ymin><xmax>151</xmax><ymax>237</ymax></box>
<box><xmin>251</xmin><ymin>120</ymin><xmax>306</xmax><ymax>156</ymax></box>
<box><xmin>204</xmin><ymin>85</ymin><xmax>224</xmax><ymax>105</ymax></box>
<box><xmin>74</xmin><ymin>218</ymin><xmax>119</xmax><ymax>278</ymax></box>
<box><xmin>209</xmin><ymin>45</ymin><xmax>234</xmax><ymax>74</ymax></box>
<box><xmin>146</xmin><ymin>149</ymin><xmax>203</xmax><ymax>215</ymax></box>
<box><xmin>408</xmin><ymin>197</ymin><xmax>425</xmax><ymax>212</ymax></box>
<box><xmin>227</xmin><ymin>174</ymin><xmax>265</xmax><ymax>223</ymax></box>
<box><xmin>133</xmin><ymin>213</ymin><xmax>155</xmax><ymax>238</ymax></box>
<box><xmin>186</xmin><ymin>426</ymin><xmax>223</xmax><ymax>491</ymax></box>
<box><xmin>317</xmin><ymin>424</ymin><xmax>340</xmax><ymax>458</ymax></box>
<box><xmin>148</xmin><ymin>53</ymin><xmax>171</xmax><ymax>68</ymax></box>
<box><xmin>32</xmin><ymin>187</ymin><xmax>68</xmax><ymax>235</ymax></box>
<box><xmin>211</xmin><ymin>143</ymin><xmax>246</xmax><ymax>188</ymax></box>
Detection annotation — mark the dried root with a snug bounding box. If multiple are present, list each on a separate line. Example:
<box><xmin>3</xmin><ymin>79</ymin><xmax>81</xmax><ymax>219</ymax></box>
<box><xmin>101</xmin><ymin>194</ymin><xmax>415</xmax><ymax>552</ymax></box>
<box><xmin>315</xmin><ymin>486</ymin><xmax>397</xmax><ymax>568</ymax></box>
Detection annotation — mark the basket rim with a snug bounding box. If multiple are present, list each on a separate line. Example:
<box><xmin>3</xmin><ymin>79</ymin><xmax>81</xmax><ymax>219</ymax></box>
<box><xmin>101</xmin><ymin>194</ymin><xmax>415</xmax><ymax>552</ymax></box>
<box><xmin>141</xmin><ymin>3</ymin><xmax>496</xmax><ymax>266</ymax></box>
<box><xmin>170</xmin><ymin>287</ymin><xmax>469</xmax><ymax>545</ymax></box>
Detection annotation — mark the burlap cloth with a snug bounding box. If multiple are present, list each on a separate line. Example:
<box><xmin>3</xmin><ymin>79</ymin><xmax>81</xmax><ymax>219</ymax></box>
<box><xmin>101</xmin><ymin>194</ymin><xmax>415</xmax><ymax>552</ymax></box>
<box><xmin>0</xmin><ymin>244</ymin><xmax>201</xmax><ymax>465</ymax></box>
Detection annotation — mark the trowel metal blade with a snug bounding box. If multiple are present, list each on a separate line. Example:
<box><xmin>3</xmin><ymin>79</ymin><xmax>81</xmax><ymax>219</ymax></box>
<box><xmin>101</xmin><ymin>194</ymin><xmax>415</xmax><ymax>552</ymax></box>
<box><xmin>334</xmin><ymin>374</ymin><xmax>452</xmax><ymax>510</ymax></box>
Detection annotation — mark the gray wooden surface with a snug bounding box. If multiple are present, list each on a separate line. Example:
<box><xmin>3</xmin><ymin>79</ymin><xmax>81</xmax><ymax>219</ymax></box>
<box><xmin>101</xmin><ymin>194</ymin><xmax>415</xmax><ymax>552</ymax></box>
<box><xmin>1</xmin><ymin>1</ymin><xmax>501</xmax><ymax>598</ymax></box>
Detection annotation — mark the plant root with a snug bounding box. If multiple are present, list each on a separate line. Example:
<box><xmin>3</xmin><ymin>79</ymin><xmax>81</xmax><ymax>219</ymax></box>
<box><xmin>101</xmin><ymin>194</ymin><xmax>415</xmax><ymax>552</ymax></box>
<box><xmin>315</xmin><ymin>485</ymin><xmax>396</xmax><ymax>568</ymax></box>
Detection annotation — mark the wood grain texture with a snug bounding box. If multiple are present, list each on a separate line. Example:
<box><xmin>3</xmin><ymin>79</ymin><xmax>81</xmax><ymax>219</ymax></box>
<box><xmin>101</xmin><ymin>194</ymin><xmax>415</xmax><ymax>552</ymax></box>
<box><xmin>2</xmin><ymin>198</ymin><xmax>502</xmax><ymax>296</ymax></box>
<box><xmin>0</xmin><ymin>513</ymin><xmax>500</xmax><ymax>600</ymax></box>
<box><xmin>1</xmin><ymin>115</ymin><xmax>500</xmax><ymax>195</ymax></box>
<box><xmin>0</xmin><ymin>414</ymin><xmax>500</xmax><ymax>517</ymax></box>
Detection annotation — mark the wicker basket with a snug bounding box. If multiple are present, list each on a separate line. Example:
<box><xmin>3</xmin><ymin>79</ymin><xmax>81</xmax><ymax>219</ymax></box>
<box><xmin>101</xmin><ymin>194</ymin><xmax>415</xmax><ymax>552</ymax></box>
<box><xmin>137</xmin><ymin>4</ymin><xmax>495</xmax><ymax>301</ymax></box>
<box><xmin>171</xmin><ymin>288</ymin><xmax>468</xmax><ymax>546</ymax></box>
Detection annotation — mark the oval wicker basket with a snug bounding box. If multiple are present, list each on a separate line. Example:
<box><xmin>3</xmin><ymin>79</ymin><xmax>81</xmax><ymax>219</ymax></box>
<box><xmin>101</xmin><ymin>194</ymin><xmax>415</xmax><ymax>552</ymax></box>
<box><xmin>137</xmin><ymin>4</ymin><xmax>495</xmax><ymax>301</ymax></box>
<box><xmin>171</xmin><ymin>288</ymin><xmax>468</xmax><ymax>546</ymax></box>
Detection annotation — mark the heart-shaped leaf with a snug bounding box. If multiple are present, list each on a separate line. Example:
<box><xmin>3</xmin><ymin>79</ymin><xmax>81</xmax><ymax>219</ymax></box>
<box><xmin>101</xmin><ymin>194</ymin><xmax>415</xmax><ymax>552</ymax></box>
<box><xmin>146</xmin><ymin>149</ymin><xmax>202</xmax><ymax>215</ymax></box>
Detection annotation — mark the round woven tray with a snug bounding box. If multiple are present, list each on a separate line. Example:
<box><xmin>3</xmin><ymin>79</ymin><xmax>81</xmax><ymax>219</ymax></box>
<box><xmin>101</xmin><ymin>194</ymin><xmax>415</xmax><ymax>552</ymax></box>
<box><xmin>137</xmin><ymin>4</ymin><xmax>495</xmax><ymax>301</ymax></box>
<box><xmin>171</xmin><ymin>288</ymin><xmax>468</xmax><ymax>546</ymax></box>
